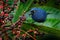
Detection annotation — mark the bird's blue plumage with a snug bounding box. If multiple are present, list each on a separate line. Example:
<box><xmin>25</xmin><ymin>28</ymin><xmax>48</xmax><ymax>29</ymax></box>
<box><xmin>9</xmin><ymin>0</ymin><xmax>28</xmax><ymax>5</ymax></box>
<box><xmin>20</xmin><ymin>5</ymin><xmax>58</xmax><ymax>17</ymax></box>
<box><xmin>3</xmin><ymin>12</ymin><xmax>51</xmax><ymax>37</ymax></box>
<box><xmin>30</xmin><ymin>8</ymin><xmax>47</xmax><ymax>22</ymax></box>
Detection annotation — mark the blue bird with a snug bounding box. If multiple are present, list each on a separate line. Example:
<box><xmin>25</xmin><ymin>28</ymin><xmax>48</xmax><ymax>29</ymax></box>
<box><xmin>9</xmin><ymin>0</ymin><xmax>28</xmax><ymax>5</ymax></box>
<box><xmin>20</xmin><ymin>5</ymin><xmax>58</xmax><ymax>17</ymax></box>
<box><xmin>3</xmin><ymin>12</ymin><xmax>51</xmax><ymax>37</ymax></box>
<box><xmin>30</xmin><ymin>8</ymin><xmax>47</xmax><ymax>22</ymax></box>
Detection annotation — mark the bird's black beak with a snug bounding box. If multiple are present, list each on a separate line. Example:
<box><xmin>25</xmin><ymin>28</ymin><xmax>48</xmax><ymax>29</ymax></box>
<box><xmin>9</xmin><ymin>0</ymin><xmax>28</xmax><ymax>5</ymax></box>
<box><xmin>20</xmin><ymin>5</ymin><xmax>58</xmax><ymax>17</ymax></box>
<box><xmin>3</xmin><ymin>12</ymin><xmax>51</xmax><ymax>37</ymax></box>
<box><xmin>29</xmin><ymin>10</ymin><xmax>36</xmax><ymax>15</ymax></box>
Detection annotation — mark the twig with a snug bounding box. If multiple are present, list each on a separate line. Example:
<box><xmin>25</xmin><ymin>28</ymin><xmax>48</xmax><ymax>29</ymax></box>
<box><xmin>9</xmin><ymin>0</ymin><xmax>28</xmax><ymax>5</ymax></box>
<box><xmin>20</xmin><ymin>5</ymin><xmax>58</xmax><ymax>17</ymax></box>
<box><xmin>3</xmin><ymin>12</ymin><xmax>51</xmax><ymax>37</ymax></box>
<box><xmin>21</xmin><ymin>29</ymin><xmax>36</xmax><ymax>40</ymax></box>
